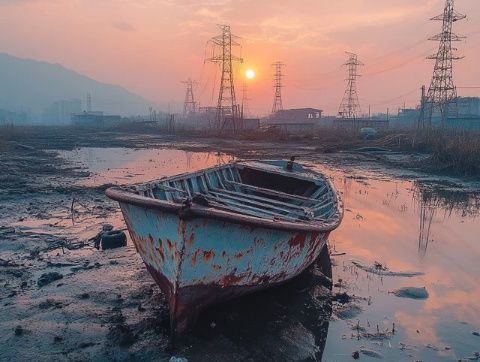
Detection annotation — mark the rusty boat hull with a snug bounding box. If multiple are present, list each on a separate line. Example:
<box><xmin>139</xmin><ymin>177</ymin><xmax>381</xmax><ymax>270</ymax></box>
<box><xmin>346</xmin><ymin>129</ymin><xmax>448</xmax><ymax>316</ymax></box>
<box><xmin>106</xmin><ymin>160</ymin><xmax>343</xmax><ymax>333</ymax></box>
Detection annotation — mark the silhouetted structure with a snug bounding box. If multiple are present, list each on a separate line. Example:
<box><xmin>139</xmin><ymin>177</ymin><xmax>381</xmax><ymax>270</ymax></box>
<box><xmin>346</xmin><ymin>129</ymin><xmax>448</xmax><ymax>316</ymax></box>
<box><xmin>206</xmin><ymin>25</ymin><xmax>243</xmax><ymax>133</ymax></box>
<box><xmin>419</xmin><ymin>0</ymin><xmax>466</xmax><ymax>128</ymax></box>
<box><xmin>272</xmin><ymin>62</ymin><xmax>285</xmax><ymax>114</ymax></box>
<box><xmin>86</xmin><ymin>92</ymin><xmax>92</xmax><ymax>113</ymax></box>
<box><xmin>338</xmin><ymin>52</ymin><xmax>363</xmax><ymax>119</ymax></box>
<box><xmin>182</xmin><ymin>79</ymin><xmax>198</xmax><ymax>117</ymax></box>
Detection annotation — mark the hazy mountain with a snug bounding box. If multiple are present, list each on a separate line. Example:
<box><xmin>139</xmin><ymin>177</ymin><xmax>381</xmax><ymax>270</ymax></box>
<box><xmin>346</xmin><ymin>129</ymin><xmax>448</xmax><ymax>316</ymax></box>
<box><xmin>0</xmin><ymin>53</ymin><xmax>154</xmax><ymax>120</ymax></box>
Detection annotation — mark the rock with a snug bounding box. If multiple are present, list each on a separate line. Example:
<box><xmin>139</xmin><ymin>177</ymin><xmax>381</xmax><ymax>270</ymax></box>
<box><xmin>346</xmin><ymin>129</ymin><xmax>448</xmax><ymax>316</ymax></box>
<box><xmin>360</xmin><ymin>347</ymin><xmax>383</xmax><ymax>359</ymax></box>
<box><xmin>333</xmin><ymin>292</ymin><xmax>351</xmax><ymax>304</ymax></box>
<box><xmin>352</xmin><ymin>351</ymin><xmax>360</xmax><ymax>359</ymax></box>
<box><xmin>392</xmin><ymin>287</ymin><xmax>429</xmax><ymax>299</ymax></box>
<box><xmin>78</xmin><ymin>342</ymin><xmax>96</xmax><ymax>349</ymax></box>
<box><xmin>37</xmin><ymin>272</ymin><xmax>63</xmax><ymax>288</ymax></box>
<box><xmin>38</xmin><ymin>299</ymin><xmax>63</xmax><ymax>309</ymax></box>
<box><xmin>14</xmin><ymin>325</ymin><xmax>24</xmax><ymax>336</ymax></box>
<box><xmin>334</xmin><ymin>304</ymin><xmax>362</xmax><ymax>319</ymax></box>
<box><xmin>79</xmin><ymin>293</ymin><xmax>90</xmax><ymax>300</ymax></box>
<box><xmin>473</xmin><ymin>331</ymin><xmax>480</xmax><ymax>337</ymax></box>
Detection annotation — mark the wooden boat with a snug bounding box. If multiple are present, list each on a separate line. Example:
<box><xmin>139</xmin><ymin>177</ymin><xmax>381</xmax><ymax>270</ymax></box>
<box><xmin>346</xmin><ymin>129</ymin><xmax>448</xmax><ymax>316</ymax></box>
<box><xmin>106</xmin><ymin>159</ymin><xmax>343</xmax><ymax>334</ymax></box>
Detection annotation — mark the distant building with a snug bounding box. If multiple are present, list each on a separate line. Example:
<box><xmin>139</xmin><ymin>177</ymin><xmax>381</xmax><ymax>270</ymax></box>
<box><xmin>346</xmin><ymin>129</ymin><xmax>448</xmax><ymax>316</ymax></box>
<box><xmin>0</xmin><ymin>109</ymin><xmax>28</xmax><ymax>125</ymax></box>
<box><xmin>457</xmin><ymin>97</ymin><xmax>480</xmax><ymax>117</ymax></box>
<box><xmin>42</xmin><ymin>99</ymin><xmax>82</xmax><ymax>125</ymax></box>
<box><xmin>269</xmin><ymin>108</ymin><xmax>322</xmax><ymax>124</ymax></box>
<box><xmin>267</xmin><ymin>108</ymin><xmax>322</xmax><ymax>135</ymax></box>
<box><xmin>392</xmin><ymin>108</ymin><xmax>420</xmax><ymax>129</ymax></box>
<box><xmin>241</xmin><ymin>118</ymin><xmax>260</xmax><ymax>130</ymax></box>
<box><xmin>334</xmin><ymin>118</ymin><xmax>389</xmax><ymax>133</ymax></box>
<box><xmin>72</xmin><ymin>111</ymin><xmax>123</xmax><ymax>128</ymax></box>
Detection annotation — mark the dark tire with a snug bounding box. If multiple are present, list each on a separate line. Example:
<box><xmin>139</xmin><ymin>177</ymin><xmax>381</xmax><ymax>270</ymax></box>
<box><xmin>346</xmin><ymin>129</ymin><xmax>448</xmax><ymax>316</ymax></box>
<box><xmin>101</xmin><ymin>230</ymin><xmax>127</xmax><ymax>250</ymax></box>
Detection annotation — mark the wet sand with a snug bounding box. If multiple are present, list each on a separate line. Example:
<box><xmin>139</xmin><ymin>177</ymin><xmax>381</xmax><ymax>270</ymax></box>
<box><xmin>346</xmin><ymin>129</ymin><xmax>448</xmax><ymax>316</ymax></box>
<box><xmin>1</xmin><ymin>135</ymin><xmax>479</xmax><ymax>361</ymax></box>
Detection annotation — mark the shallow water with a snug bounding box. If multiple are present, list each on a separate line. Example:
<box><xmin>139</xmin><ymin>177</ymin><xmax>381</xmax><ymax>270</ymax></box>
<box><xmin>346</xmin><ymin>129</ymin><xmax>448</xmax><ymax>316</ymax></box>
<box><xmin>63</xmin><ymin>147</ymin><xmax>480</xmax><ymax>360</ymax></box>
<box><xmin>57</xmin><ymin>147</ymin><xmax>236</xmax><ymax>187</ymax></box>
<box><xmin>4</xmin><ymin>146</ymin><xmax>480</xmax><ymax>361</ymax></box>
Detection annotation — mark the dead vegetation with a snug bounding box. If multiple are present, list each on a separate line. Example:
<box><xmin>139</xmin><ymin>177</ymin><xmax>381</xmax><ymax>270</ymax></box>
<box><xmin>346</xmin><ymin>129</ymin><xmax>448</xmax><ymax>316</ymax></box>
<box><xmin>2</xmin><ymin>125</ymin><xmax>480</xmax><ymax>177</ymax></box>
<box><xmin>406</xmin><ymin>129</ymin><xmax>480</xmax><ymax>176</ymax></box>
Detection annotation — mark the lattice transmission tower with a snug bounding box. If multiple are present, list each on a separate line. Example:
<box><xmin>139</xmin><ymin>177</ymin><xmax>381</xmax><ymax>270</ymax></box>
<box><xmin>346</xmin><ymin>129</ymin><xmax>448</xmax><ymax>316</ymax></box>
<box><xmin>86</xmin><ymin>92</ymin><xmax>92</xmax><ymax>113</ymax></box>
<box><xmin>206</xmin><ymin>25</ymin><xmax>243</xmax><ymax>132</ymax></box>
<box><xmin>272</xmin><ymin>62</ymin><xmax>285</xmax><ymax>114</ymax></box>
<box><xmin>182</xmin><ymin>79</ymin><xmax>198</xmax><ymax>117</ymax></box>
<box><xmin>419</xmin><ymin>0</ymin><xmax>466</xmax><ymax>128</ymax></box>
<box><xmin>338</xmin><ymin>52</ymin><xmax>363</xmax><ymax>119</ymax></box>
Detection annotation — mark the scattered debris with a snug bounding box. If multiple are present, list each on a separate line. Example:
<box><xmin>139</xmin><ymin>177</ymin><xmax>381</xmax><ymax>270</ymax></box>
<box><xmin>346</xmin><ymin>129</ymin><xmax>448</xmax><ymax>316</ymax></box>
<box><xmin>91</xmin><ymin>225</ymin><xmax>127</xmax><ymax>250</ymax></box>
<box><xmin>101</xmin><ymin>230</ymin><xmax>127</xmax><ymax>250</ymax></box>
<box><xmin>333</xmin><ymin>292</ymin><xmax>352</xmax><ymax>304</ymax></box>
<box><xmin>169</xmin><ymin>357</ymin><xmax>188</xmax><ymax>362</ymax></box>
<box><xmin>352</xmin><ymin>261</ymin><xmax>424</xmax><ymax>277</ymax></box>
<box><xmin>38</xmin><ymin>299</ymin><xmax>63</xmax><ymax>309</ymax></box>
<box><xmin>37</xmin><ymin>272</ymin><xmax>63</xmax><ymax>288</ymax></box>
<box><xmin>473</xmin><ymin>331</ymin><xmax>480</xmax><ymax>337</ymax></box>
<box><xmin>79</xmin><ymin>293</ymin><xmax>90</xmax><ymax>300</ymax></box>
<box><xmin>391</xmin><ymin>287</ymin><xmax>429</xmax><ymax>299</ymax></box>
<box><xmin>360</xmin><ymin>347</ymin><xmax>383</xmax><ymax>359</ymax></box>
<box><xmin>334</xmin><ymin>304</ymin><xmax>362</xmax><ymax>320</ymax></box>
<box><xmin>14</xmin><ymin>325</ymin><xmax>24</xmax><ymax>336</ymax></box>
<box><xmin>465</xmin><ymin>351</ymin><xmax>480</xmax><ymax>361</ymax></box>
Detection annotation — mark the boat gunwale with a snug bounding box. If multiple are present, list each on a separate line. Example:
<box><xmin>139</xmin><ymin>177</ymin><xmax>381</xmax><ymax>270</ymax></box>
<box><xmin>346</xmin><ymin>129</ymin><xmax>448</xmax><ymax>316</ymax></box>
<box><xmin>106</xmin><ymin>161</ymin><xmax>344</xmax><ymax>233</ymax></box>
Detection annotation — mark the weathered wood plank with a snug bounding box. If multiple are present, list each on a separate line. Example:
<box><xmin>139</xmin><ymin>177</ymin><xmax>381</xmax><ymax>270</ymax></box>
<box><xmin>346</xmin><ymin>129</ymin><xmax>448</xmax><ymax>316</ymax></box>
<box><xmin>208</xmin><ymin>190</ymin><xmax>307</xmax><ymax>218</ymax></box>
<box><xmin>211</xmin><ymin>187</ymin><xmax>310</xmax><ymax>212</ymax></box>
<box><xmin>224</xmin><ymin>179</ymin><xmax>323</xmax><ymax>205</ymax></box>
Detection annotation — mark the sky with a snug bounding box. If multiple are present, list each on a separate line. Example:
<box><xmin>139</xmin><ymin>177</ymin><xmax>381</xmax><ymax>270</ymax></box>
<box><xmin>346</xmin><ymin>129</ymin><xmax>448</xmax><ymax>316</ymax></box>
<box><xmin>0</xmin><ymin>0</ymin><xmax>479</xmax><ymax>116</ymax></box>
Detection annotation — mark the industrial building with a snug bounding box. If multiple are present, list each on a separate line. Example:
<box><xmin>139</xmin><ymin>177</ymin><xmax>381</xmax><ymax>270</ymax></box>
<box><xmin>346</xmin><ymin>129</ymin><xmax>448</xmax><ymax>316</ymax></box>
<box><xmin>267</xmin><ymin>108</ymin><xmax>322</xmax><ymax>135</ymax></box>
<box><xmin>42</xmin><ymin>99</ymin><xmax>82</xmax><ymax>125</ymax></box>
<box><xmin>72</xmin><ymin>111</ymin><xmax>123</xmax><ymax>128</ymax></box>
<box><xmin>0</xmin><ymin>109</ymin><xmax>28</xmax><ymax>126</ymax></box>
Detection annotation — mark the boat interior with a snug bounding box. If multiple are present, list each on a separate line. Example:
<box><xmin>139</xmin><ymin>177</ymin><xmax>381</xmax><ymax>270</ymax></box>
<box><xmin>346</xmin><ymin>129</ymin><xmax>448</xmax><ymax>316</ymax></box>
<box><xmin>135</xmin><ymin>162</ymin><xmax>337</xmax><ymax>222</ymax></box>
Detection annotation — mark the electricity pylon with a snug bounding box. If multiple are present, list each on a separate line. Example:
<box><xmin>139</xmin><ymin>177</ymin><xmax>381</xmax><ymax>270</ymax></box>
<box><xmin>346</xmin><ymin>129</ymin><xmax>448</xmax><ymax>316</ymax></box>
<box><xmin>420</xmin><ymin>0</ymin><xmax>466</xmax><ymax>128</ymax></box>
<box><xmin>338</xmin><ymin>52</ymin><xmax>363</xmax><ymax>119</ymax></box>
<box><xmin>182</xmin><ymin>79</ymin><xmax>198</xmax><ymax>117</ymax></box>
<box><xmin>206</xmin><ymin>25</ymin><xmax>243</xmax><ymax>133</ymax></box>
<box><xmin>272</xmin><ymin>61</ymin><xmax>285</xmax><ymax>114</ymax></box>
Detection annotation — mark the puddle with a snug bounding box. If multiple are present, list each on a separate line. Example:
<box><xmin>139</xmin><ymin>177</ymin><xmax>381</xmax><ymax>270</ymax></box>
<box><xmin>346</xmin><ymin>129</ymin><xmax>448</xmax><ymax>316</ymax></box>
<box><xmin>57</xmin><ymin>147</ymin><xmax>236</xmax><ymax>187</ymax></box>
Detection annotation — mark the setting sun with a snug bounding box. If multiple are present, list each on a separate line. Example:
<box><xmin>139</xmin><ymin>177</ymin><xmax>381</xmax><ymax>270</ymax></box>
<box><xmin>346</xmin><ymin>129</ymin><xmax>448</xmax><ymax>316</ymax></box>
<box><xmin>245</xmin><ymin>69</ymin><xmax>255</xmax><ymax>79</ymax></box>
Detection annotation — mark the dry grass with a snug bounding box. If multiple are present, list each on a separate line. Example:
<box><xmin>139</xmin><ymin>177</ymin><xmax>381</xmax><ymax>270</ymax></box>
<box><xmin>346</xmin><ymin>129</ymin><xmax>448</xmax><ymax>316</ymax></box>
<box><xmin>409</xmin><ymin>129</ymin><xmax>480</xmax><ymax>176</ymax></box>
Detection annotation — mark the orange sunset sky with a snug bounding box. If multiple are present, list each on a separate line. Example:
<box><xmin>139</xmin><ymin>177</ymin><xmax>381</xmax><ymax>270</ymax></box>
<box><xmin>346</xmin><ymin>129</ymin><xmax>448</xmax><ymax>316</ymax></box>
<box><xmin>0</xmin><ymin>0</ymin><xmax>479</xmax><ymax>116</ymax></box>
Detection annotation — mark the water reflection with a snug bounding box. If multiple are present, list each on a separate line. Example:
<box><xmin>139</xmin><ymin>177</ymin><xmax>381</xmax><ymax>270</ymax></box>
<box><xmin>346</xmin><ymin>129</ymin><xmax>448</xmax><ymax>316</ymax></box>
<box><xmin>320</xmin><ymin>167</ymin><xmax>480</xmax><ymax>361</ymax></box>
<box><xmin>413</xmin><ymin>182</ymin><xmax>480</xmax><ymax>257</ymax></box>
<box><xmin>57</xmin><ymin>148</ymin><xmax>236</xmax><ymax>187</ymax></box>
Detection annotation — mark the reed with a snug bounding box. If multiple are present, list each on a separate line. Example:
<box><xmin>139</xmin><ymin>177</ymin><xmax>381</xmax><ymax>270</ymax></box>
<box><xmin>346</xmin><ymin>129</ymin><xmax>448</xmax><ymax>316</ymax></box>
<box><xmin>411</xmin><ymin>129</ymin><xmax>480</xmax><ymax>176</ymax></box>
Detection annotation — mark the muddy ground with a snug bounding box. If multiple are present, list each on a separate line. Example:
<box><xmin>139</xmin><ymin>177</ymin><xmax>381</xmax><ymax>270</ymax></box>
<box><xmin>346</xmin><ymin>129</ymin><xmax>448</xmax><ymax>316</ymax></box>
<box><xmin>0</xmin><ymin>133</ymin><xmax>339</xmax><ymax>361</ymax></box>
<box><xmin>1</xmin><ymin>127</ymin><xmax>479</xmax><ymax>361</ymax></box>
